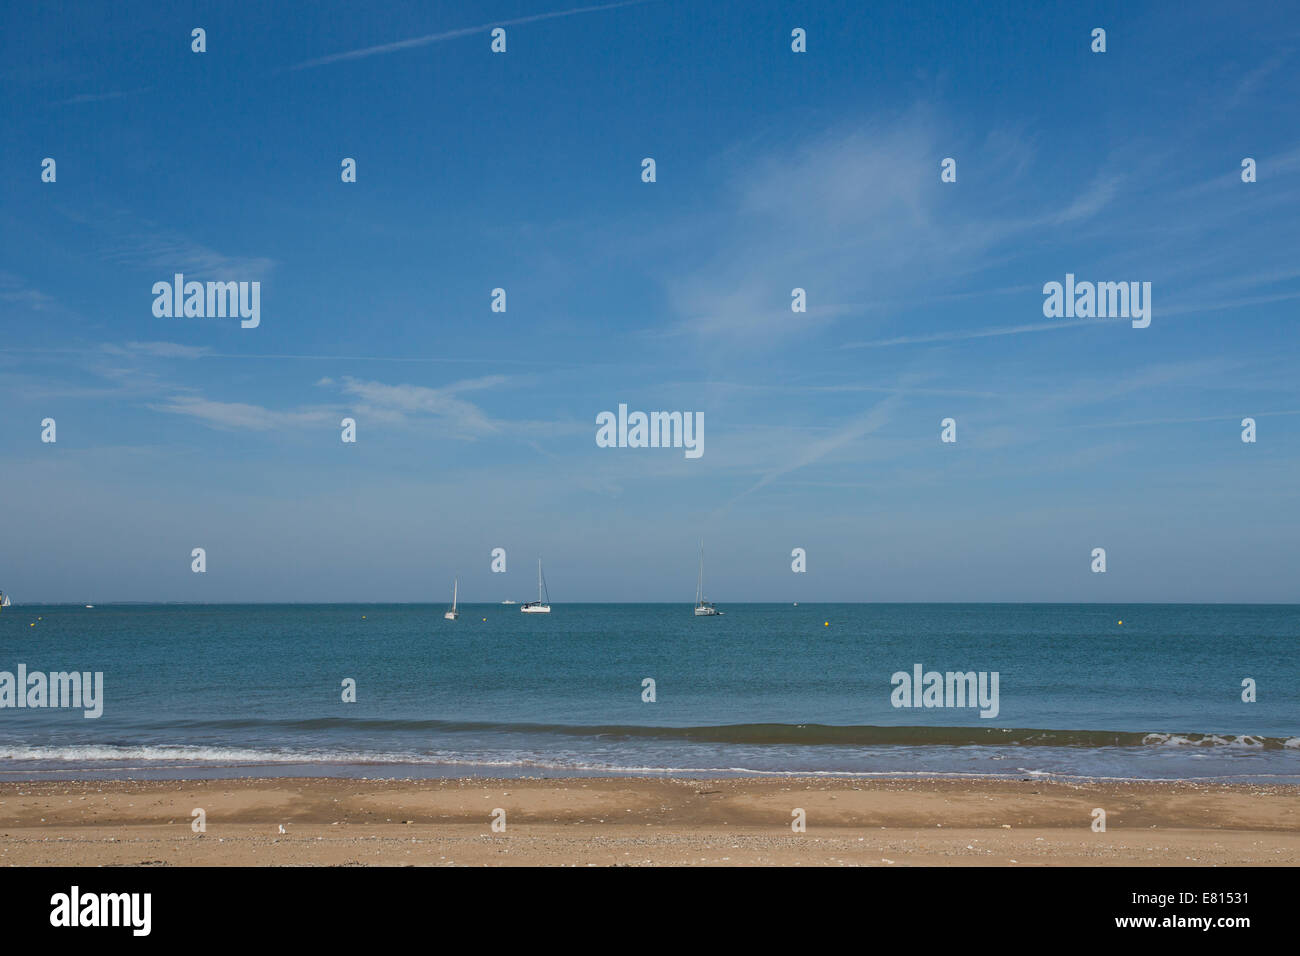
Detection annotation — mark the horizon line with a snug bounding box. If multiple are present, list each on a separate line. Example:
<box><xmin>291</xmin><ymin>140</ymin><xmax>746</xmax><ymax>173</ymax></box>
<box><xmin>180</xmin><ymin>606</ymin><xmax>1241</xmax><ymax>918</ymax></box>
<box><xmin>5</xmin><ymin>600</ymin><xmax>1299</xmax><ymax>608</ymax></box>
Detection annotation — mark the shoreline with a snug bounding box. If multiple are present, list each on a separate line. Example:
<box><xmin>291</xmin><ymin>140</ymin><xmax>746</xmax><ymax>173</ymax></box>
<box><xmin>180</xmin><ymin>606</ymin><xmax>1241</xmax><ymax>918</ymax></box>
<box><xmin>2</xmin><ymin>775</ymin><xmax>1296</xmax><ymax>866</ymax></box>
<box><xmin>2</xmin><ymin>765</ymin><xmax>1299</xmax><ymax>785</ymax></box>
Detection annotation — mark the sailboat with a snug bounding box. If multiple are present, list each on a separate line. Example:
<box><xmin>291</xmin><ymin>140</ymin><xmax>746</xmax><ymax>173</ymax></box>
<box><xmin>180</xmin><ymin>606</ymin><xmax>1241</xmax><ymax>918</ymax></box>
<box><xmin>444</xmin><ymin>577</ymin><xmax>459</xmax><ymax>620</ymax></box>
<box><xmin>0</xmin><ymin>592</ymin><xmax>9</xmax><ymax>613</ymax></box>
<box><xmin>521</xmin><ymin>558</ymin><xmax>551</xmax><ymax>613</ymax></box>
<box><xmin>694</xmin><ymin>541</ymin><xmax>721</xmax><ymax>616</ymax></box>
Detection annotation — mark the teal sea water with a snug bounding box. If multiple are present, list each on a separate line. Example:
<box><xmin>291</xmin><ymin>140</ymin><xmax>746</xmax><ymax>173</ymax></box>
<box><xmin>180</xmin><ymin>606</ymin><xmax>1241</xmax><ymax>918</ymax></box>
<box><xmin>0</xmin><ymin>603</ymin><xmax>1296</xmax><ymax>782</ymax></box>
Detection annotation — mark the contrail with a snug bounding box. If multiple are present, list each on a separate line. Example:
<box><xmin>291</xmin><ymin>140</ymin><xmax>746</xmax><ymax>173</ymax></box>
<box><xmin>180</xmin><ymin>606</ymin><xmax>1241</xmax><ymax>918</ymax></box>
<box><xmin>711</xmin><ymin>393</ymin><xmax>902</xmax><ymax>520</ymax></box>
<box><xmin>287</xmin><ymin>0</ymin><xmax>656</xmax><ymax>71</ymax></box>
<box><xmin>840</xmin><ymin>318</ymin><xmax>1109</xmax><ymax>350</ymax></box>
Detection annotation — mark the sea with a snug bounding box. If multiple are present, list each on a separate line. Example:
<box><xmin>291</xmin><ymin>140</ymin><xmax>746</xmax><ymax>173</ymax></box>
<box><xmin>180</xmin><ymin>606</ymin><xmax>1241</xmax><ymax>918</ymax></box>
<box><xmin>0</xmin><ymin>603</ymin><xmax>1296</xmax><ymax>783</ymax></box>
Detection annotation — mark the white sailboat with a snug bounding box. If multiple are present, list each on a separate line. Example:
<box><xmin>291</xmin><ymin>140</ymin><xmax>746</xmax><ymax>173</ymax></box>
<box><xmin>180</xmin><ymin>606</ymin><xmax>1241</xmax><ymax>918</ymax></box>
<box><xmin>0</xmin><ymin>592</ymin><xmax>10</xmax><ymax>611</ymax></box>
<box><xmin>444</xmin><ymin>577</ymin><xmax>459</xmax><ymax>620</ymax></box>
<box><xmin>521</xmin><ymin>558</ymin><xmax>551</xmax><ymax>613</ymax></box>
<box><xmin>694</xmin><ymin>541</ymin><xmax>721</xmax><ymax>616</ymax></box>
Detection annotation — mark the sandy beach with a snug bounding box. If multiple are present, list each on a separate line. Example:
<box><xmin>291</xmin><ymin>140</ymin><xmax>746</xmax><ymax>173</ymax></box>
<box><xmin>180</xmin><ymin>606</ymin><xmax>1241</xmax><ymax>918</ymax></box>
<box><xmin>0</xmin><ymin>776</ymin><xmax>1295</xmax><ymax>866</ymax></box>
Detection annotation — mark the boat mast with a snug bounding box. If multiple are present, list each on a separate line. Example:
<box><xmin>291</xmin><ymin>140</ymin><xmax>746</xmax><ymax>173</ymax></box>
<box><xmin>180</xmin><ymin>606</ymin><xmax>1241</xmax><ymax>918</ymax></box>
<box><xmin>697</xmin><ymin>540</ymin><xmax>704</xmax><ymax>605</ymax></box>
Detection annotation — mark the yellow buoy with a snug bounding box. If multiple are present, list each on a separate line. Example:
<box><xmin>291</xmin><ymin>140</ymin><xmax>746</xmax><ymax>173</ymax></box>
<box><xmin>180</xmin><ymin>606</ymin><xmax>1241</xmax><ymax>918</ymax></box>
<box><xmin>824</xmin><ymin>621</ymin><xmax>829</xmax><ymax>627</ymax></box>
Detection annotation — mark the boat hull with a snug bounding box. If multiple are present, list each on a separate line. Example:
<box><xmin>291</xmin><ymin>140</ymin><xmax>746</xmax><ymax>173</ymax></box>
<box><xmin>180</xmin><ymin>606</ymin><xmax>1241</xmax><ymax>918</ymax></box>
<box><xmin>521</xmin><ymin>604</ymin><xmax>551</xmax><ymax>613</ymax></box>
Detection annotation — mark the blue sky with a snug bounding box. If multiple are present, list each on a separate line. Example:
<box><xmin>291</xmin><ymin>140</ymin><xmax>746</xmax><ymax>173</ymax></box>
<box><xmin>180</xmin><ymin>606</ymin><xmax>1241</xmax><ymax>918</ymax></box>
<box><xmin>2</xmin><ymin>0</ymin><xmax>1299</xmax><ymax>603</ymax></box>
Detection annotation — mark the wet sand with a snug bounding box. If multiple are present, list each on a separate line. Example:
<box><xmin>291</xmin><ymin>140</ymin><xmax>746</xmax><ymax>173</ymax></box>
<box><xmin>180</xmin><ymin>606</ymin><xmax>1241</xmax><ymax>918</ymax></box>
<box><xmin>1</xmin><ymin>776</ymin><xmax>1296</xmax><ymax>866</ymax></box>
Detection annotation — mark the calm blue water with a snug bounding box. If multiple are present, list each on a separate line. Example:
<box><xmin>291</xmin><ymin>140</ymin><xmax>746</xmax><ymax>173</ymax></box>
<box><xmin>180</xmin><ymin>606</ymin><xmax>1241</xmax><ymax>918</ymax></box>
<box><xmin>0</xmin><ymin>603</ymin><xmax>1296</xmax><ymax>782</ymax></box>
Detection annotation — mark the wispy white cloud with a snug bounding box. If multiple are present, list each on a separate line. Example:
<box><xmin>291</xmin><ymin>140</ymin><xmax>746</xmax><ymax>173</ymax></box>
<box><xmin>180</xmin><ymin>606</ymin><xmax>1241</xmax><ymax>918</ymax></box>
<box><xmin>720</xmin><ymin>393</ymin><xmax>901</xmax><ymax>510</ymax></box>
<box><xmin>0</xmin><ymin>272</ymin><xmax>57</xmax><ymax>311</ymax></box>
<box><xmin>677</xmin><ymin>379</ymin><xmax>1000</xmax><ymax>399</ymax></box>
<box><xmin>148</xmin><ymin>397</ymin><xmax>335</xmax><ymax>432</ymax></box>
<box><xmin>1158</xmin><ymin>289</ymin><xmax>1300</xmax><ymax>318</ymax></box>
<box><xmin>661</xmin><ymin>114</ymin><xmax>1122</xmax><ymax>351</ymax></box>
<box><xmin>335</xmin><ymin>375</ymin><xmax>507</xmax><ymax>434</ymax></box>
<box><xmin>287</xmin><ymin>0</ymin><xmax>655</xmax><ymax>71</ymax></box>
<box><xmin>112</xmin><ymin>341</ymin><xmax>210</xmax><ymax>359</ymax></box>
<box><xmin>842</xmin><ymin>317</ymin><xmax>1112</xmax><ymax>350</ymax></box>
<box><xmin>108</xmin><ymin>231</ymin><xmax>275</xmax><ymax>279</ymax></box>
<box><xmin>147</xmin><ymin>373</ymin><xmax>516</xmax><ymax>436</ymax></box>
<box><xmin>55</xmin><ymin>87</ymin><xmax>153</xmax><ymax>106</ymax></box>
<box><xmin>1078</xmin><ymin>409</ymin><xmax>1300</xmax><ymax>430</ymax></box>
<box><xmin>1052</xmin><ymin>175</ymin><xmax>1123</xmax><ymax>224</ymax></box>
<box><xmin>57</xmin><ymin>207</ymin><xmax>275</xmax><ymax>280</ymax></box>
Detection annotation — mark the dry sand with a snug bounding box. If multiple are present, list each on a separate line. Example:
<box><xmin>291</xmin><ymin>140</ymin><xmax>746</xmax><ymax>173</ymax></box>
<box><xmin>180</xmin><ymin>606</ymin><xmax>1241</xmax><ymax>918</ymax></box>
<box><xmin>1</xmin><ymin>776</ymin><xmax>1296</xmax><ymax>866</ymax></box>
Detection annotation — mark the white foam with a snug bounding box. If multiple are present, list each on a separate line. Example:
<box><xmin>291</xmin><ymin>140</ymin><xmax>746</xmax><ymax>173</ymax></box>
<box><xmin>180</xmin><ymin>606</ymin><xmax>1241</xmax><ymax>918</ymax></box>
<box><xmin>1141</xmin><ymin>733</ymin><xmax>1268</xmax><ymax>748</ymax></box>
